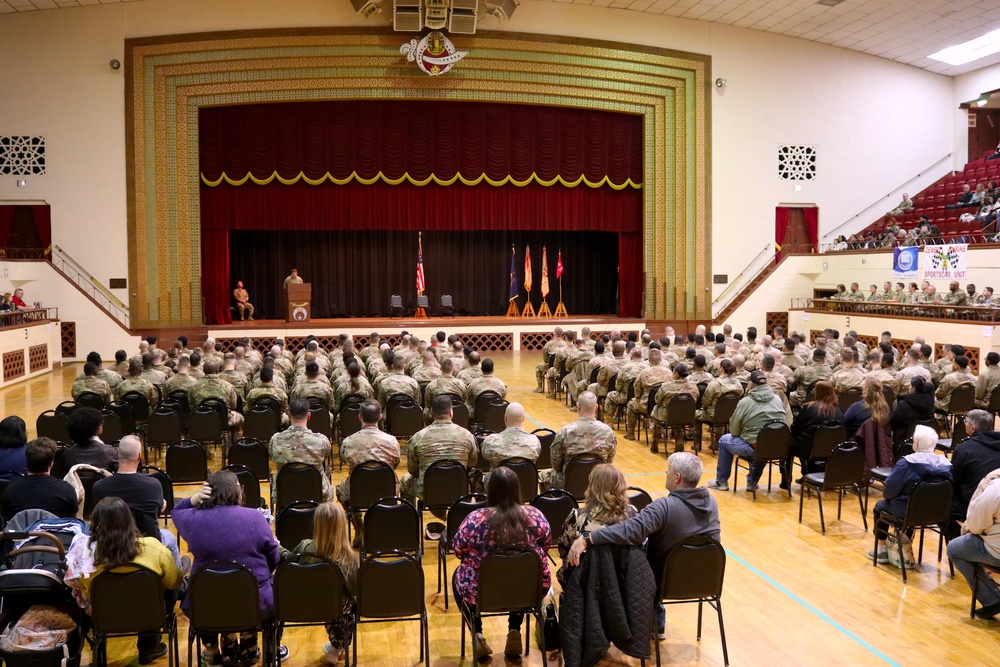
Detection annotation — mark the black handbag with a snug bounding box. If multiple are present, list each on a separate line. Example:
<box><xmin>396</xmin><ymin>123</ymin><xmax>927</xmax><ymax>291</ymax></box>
<box><xmin>536</xmin><ymin>598</ymin><xmax>561</xmax><ymax>650</ymax></box>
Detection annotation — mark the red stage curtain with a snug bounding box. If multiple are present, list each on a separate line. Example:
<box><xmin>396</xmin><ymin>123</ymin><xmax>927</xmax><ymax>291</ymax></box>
<box><xmin>804</xmin><ymin>207</ymin><xmax>819</xmax><ymax>251</ymax></box>
<box><xmin>199</xmin><ymin>101</ymin><xmax>643</xmax><ymax>187</ymax></box>
<box><xmin>774</xmin><ymin>206</ymin><xmax>790</xmax><ymax>261</ymax></box>
<box><xmin>0</xmin><ymin>207</ymin><xmax>13</xmax><ymax>248</ymax></box>
<box><xmin>31</xmin><ymin>205</ymin><xmax>51</xmax><ymax>251</ymax></box>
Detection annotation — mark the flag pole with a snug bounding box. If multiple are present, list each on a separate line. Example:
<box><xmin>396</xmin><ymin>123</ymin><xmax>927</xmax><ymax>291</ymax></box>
<box><xmin>555</xmin><ymin>248</ymin><xmax>568</xmax><ymax>317</ymax></box>
<box><xmin>415</xmin><ymin>231</ymin><xmax>427</xmax><ymax>318</ymax></box>
<box><xmin>521</xmin><ymin>243</ymin><xmax>536</xmax><ymax>318</ymax></box>
<box><xmin>505</xmin><ymin>244</ymin><xmax>520</xmax><ymax>317</ymax></box>
<box><xmin>538</xmin><ymin>245</ymin><xmax>552</xmax><ymax>318</ymax></box>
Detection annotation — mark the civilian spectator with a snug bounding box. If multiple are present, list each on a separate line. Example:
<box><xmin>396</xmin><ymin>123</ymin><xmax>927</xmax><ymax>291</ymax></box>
<box><xmin>0</xmin><ymin>415</ymin><xmax>28</xmax><ymax>480</ymax></box>
<box><xmin>52</xmin><ymin>408</ymin><xmax>118</xmax><ymax>478</ymax></box>
<box><xmin>1</xmin><ymin>438</ymin><xmax>78</xmax><ymax>518</ymax></box>
<box><xmin>947</xmin><ymin>471</ymin><xmax>1000</xmax><ymax>619</ymax></box>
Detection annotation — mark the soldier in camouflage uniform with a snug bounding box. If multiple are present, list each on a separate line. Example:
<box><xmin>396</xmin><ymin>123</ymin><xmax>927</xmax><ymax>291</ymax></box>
<box><xmin>625</xmin><ymin>349</ymin><xmax>673</xmax><ymax>440</ymax></box>
<box><xmin>241</xmin><ymin>369</ymin><xmax>287</xmax><ymax>430</ymax></box>
<box><xmin>943</xmin><ymin>280</ymin><xmax>969</xmax><ymax>307</ymax></box>
<box><xmin>649</xmin><ymin>364</ymin><xmax>701</xmax><ymax>452</ymax></box>
<box><xmin>465</xmin><ymin>359</ymin><xmax>507</xmax><ymax>418</ymax></box>
<box><xmin>687</xmin><ymin>355</ymin><xmax>714</xmax><ymax>387</ymax></box>
<box><xmin>545</xmin><ymin>331</ymin><xmax>575</xmax><ymax>396</ymax></box>
<box><xmin>234</xmin><ymin>346</ymin><xmax>257</xmax><ymax>376</ymax></box>
<box><xmin>291</xmin><ymin>361</ymin><xmax>336</xmax><ymax>411</ymax></box>
<box><xmin>790</xmin><ymin>349</ymin><xmax>833</xmax><ymax>407</ymax></box>
<box><xmin>480</xmin><ymin>402</ymin><xmax>541</xmax><ymax>478</ymax></box>
<box><xmin>830</xmin><ymin>348</ymin><xmax>867</xmax><ymax>395</ymax></box>
<box><xmin>935</xmin><ymin>355</ymin><xmax>976</xmax><ymax>412</ymax></box>
<box><xmin>936</xmin><ymin>344</ymin><xmax>958</xmax><ymax>379</ymax></box>
<box><xmin>71</xmin><ymin>362</ymin><xmax>113</xmax><ymax>405</ymax></box>
<box><xmin>188</xmin><ymin>361</ymin><xmax>243</xmax><ymax>428</ymax></box>
<box><xmin>562</xmin><ymin>339</ymin><xmax>595</xmax><ymax>406</ymax></box>
<box><xmin>540</xmin><ymin>392</ymin><xmax>616</xmax><ymax>490</ymax></box>
<box><xmin>866</xmin><ymin>352</ymin><xmax>901</xmax><ymax>396</ymax></box>
<box><xmin>588</xmin><ymin>341</ymin><xmax>628</xmax><ymax>399</ymax></box>
<box><xmin>377</xmin><ymin>355</ymin><xmax>421</xmax><ymax>412</ymax></box>
<box><xmin>163</xmin><ymin>356</ymin><xmax>197</xmax><ymax>396</ymax></box>
<box><xmin>603</xmin><ymin>348</ymin><xmax>645</xmax><ymax>422</ymax></box>
<box><xmin>458</xmin><ymin>351</ymin><xmax>484</xmax><ymax>386</ymax></box>
<box><xmin>114</xmin><ymin>360</ymin><xmax>159</xmax><ymax>406</ymax></box>
<box><xmin>412</xmin><ymin>350</ymin><xmax>443</xmax><ymax>385</ymax></box>
<box><xmin>75</xmin><ymin>352</ymin><xmax>122</xmax><ymax>391</ymax></box>
<box><xmin>699</xmin><ymin>359</ymin><xmax>744</xmax><ymax>421</ymax></box>
<box><xmin>336</xmin><ymin>399</ymin><xmax>401</xmax><ymax>523</ymax></box>
<box><xmin>422</xmin><ymin>358</ymin><xmax>467</xmax><ymax>422</ymax></box>
<box><xmin>269</xmin><ymin>398</ymin><xmax>333</xmax><ymax>506</ymax></box>
<box><xmin>110</xmin><ymin>350</ymin><xmax>129</xmax><ymax>378</ymax></box>
<box><xmin>845</xmin><ymin>283</ymin><xmax>866</xmax><ymax>301</ymax></box>
<box><xmin>333</xmin><ymin>362</ymin><xmax>375</xmax><ymax>413</ymax></box>
<box><xmin>898</xmin><ymin>348</ymin><xmax>932</xmax><ymax>394</ymax></box>
<box><xmin>139</xmin><ymin>353</ymin><xmax>167</xmax><ymax>394</ymax></box>
<box><xmin>759</xmin><ymin>355</ymin><xmax>792</xmax><ymax>424</ymax></box>
<box><xmin>217</xmin><ymin>353</ymin><xmax>249</xmax><ymax>398</ymax></box>
<box><xmin>575</xmin><ymin>341</ymin><xmax>610</xmax><ymax>400</ymax></box>
<box><xmin>976</xmin><ymin>351</ymin><xmax>1000</xmax><ymax>407</ymax></box>
<box><xmin>187</xmin><ymin>352</ymin><xmax>205</xmax><ymax>380</ymax></box>
<box><xmin>283</xmin><ymin>268</ymin><xmax>304</xmax><ymax>289</ymax></box>
<box><xmin>400</xmin><ymin>395</ymin><xmax>478</xmax><ymax>503</ymax></box>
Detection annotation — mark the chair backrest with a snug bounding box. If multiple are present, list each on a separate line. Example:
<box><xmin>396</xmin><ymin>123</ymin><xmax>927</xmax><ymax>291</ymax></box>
<box><xmin>498</xmin><ymin>457</ymin><xmax>539</xmax><ymax>500</ymax></box>
<box><xmin>55</xmin><ymin>400</ymin><xmax>78</xmax><ymax>417</ymax></box>
<box><xmin>987</xmin><ymin>386</ymin><xmax>1000</xmax><ymax>414</ymax></box>
<box><xmin>529</xmin><ymin>489</ymin><xmax>578</xmax><ymax>536</ymax></box>
<box><xmin>753</xmin><ymin>421</ymin><xmax>791</xmax><ymax>461</ymax></box>
<box><xmin>626</xmin><ymin>486</ymin><xmax>653</xmax><ymax>511</ymax></box>
<box><xmin>356</xmin><ymin>552</ymin><xmax>425</xmax><ymax>619</ymax></box>
<box><xmin>712</xmin><ymin>392</ymin><xmax>741</xmax><ymax>425</ymax></box>
<box><xmin>838</xmin><ymin>388</ymin><xmax>863</xmax><ymax>414</ymax></box>
<box><xmin>100</xmin><ymin>409</ymin><xmax>125</xmax><ymax>444</ymax></box>
<box><xmin>477</xmin><ymin>546</ymin><xmax>544</xmax><ymax>613</ymax></box>
<box><xmin>187</xmin><ymin>560</ymin><xmax>260</xmax><ymax>632</ymax></box>
<box><xmin>665</xmin><ymin>393</ymin><xmax>697</xmax><ymax>427</ymax></box>
<box><xmin>564</xmin><ymin>453</ymin><xmax>604</xmax><ymax>500</ymax></box>
<box><xmin>164</xmin><ymin>440</ymin><xmax>208</xmax><ymax>484</ymax></box>
<box><xmin>422</xmin><ymin>459</ymin><xmax>469</xmax><ymax>511</ymax></box>
<box><xmin>200</xmin><ymin>398</ymin><xmax>230</xmax><ymax>425</ymax></box>
<box><xmin>903</xmin><ymin>479</ymin><xmax>954</xmax><ymax>528</ymax></box>
<box><xmin>646</xmin><ymin>384</ymin><xmax>662</xmax><ymax>416</ymax></box>
<box><xmin>810</xmin><ymin>422</ymin><xmax>848</xmax><ymax>461</ymax></box>
<box><xmin>339</xmin><ymin>405</ymin><xmax>362</xmax><ymax>441</ymax></box>
<box><xmin>35</xmin><ymin>410</ymin><xmax>70</xmax><ymax>443</ymax></box>
<box><xmin>363</xmin><ymin>497</ymin><xmax>420</xmax><ymax>555</ymax></box>
<box><xmin>385</xmin><ymin>394</ymin><xmax>413</xmax><ymax>423</ymax></box>
<box><xmin>348</xmin><ymin>461</ymin><xmax>398</xmax><ymax>511</ymax></box>
<box><xmin>227</xmin><ymin>438</ymin><xmax>270</xmax><ymax>480</ymax></box>
<box><xmin>276</xmin><ymin>500</ymin><xmax>319</xmax><ymax>550</ymax></box>
<box><xmin>274</xmin><ymin>462</ymin><xmax>325</xmax><ymax>511</ymax></box>
<box><xmin>389</xmin><ymin>402</ymin><xmax>424</xmax><ymax>440</ymax></box>
<box><xmin>948</xmin><ymin>384</ymin><xmax>977</xmax><ymax>414</ymax></box>
<box><xmin>605</xmin><ymin>373</ymin><xmax>619</xmax><ymax>395</ymax></box>
<box><xmin>308</xmin><ymin>406</ymin><xmax>333</xmax><ymax>438</ymax></box>
<box><xmin>445</xmin><ymin>493</ymin><xmax>487</xmax><ymax>550</ymax></box>
<box><xmin>167</xmin><ymin>391</ymin><xmax>191</xmax><ymax>414</ymax></box>
<box><xmin>273</xmin><ymin>553</ymin><xmax>347</xmax><ymax>625</ymax></box>
<box><xmin>589</xmin><ymin>367</ymin><xmax>600</xmax><ymax>384</ymax></box>
<box><xmin>481</xmin><ymin>401</ymin><xmax>509</xmax><ymax>434</ymax></box>
<box><xmin>78</xmin><ymin>468</ymin><xmax>104</xmax><ymax>519</ymax></box>
<box><xmin>119</xmin><ymin>392</ymin><xmax>151</xmax><ymax>421</ymax></box>
<box><xmin>451</xmin><ymin>400</ymin><xmax>472</xmax><ymax>432</ymax></box>
<box><xmin>90</xmin><ymin>564</ymin><xmax>166</xmax><ymax>634</ymax></box>
<box><xmin>659</xmin><ymin>534</ymin><xmax>726</xmax><ymax>602</ymax></box>
<box><xmin>222</xmin><ymin>464</ymin><xmax>262</xmax><ymax>510</ymax></box>
<box><xmin>75</xmin><ymin>391</ymin><xmax>106</xmax><ymax>410</ymax></box>
<box><xmin>531</xmin><ymin>428</ymin><xmax>555</xmax><ymax>469</ymax></box>
<box><xmin>474</xmin><ymin>391</ymin><xmax>502</xmax><ymax>417</ymax></box>
<box><xmin>145</xmin><ymin>407</ymin><xmax>182</xmax><ymax>446</ymax></box>
<box><xmin>821</xmin><ymin>443</ymin><xmax>865</xmax><ymax>489</ymax></box>
<box><xmin>881</xmin><ymin>386</ymin><xmax>896</xmax><ymax>409</ymax></box>
<box><xmin>307</xmin><ymin>396</ymin><xmax>331</xmax><ymax>413</ymax></box>
<box><xmin>106</xmin><ymin>402</ymin><xmax>136</xmax><ymax>436</ymax></box>
<box><xmin>625</xmin><ymin>379</ymin><xmax>636</xmax><ymax>402</ymax></box>
<box><xmin>187</xmin><ymin>407</ymin><xmax>224</xmax><ymax>444</ymax></box>
<box><xmin>244</xmin><ymin>407</ymin><xmax>280</xmax><ymax>443</ymax></box>
<box><xmin>139</xmin><ymin>465</ymin><xmax>174</xmax><ymax>516</ymax></box>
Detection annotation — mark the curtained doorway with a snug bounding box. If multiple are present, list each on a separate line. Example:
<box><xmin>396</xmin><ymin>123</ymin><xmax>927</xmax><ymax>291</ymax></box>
<box><xmin>228</xmin><ymin>230</ymin><xmax>620</xmax><ymax>318</ymax></box>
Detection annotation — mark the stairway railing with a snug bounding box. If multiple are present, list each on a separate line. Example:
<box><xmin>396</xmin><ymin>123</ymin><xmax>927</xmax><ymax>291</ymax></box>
<box><xmin>49</xmin><ymin>245</ymin><xmax>130</xmax><ymax>329</ymax></box>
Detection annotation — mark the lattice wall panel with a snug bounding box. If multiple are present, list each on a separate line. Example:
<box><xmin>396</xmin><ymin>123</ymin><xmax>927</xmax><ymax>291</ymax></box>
<box><xmin>765</xmin><ymin>312</ymin><xmax>789</xmax><ymax>337</ymax></box>
<box><xmin>463</xmin><ymin>333</ymin><xmax>513</xmax><ymax>352</ymax></box>
<box><xmin>521</xmin><ymin>333</ymin><xmax>553</xmax><ymax>351</ymax></box>
<box><xmin>353</xmin><ymin>335</ymin><xmax>402</xmax><ymax>350</ymax></box>
<box><xmin>61</xmin><ymin>322</ymin><xmax>76</xmax><ymax>359</ymax></box>
<box><xmin>28</xmin><ymin>344</ymin><xmax>48</xmax><ymax>373</ymax></box>
<box><xmin>855</xmin><ymin>334</ymin><xmax>878</xmax><ymax>352</ymax></box>
<box><xmin>890</xmin><ymin>338</ymin><xmax>914</xmax><ymax>358</ymax></box>
<box><xmin>3</xmin><ymin>350</ymin><xmax>24</xmax><ymax>381</ymax></box>
<box><xmin>809</xmin><ymin>330</ymin><xmax>822</xmax><ymax>344</ymax></box>
<box><xmin>286</xmin><ymin>336</ymin><xmax>342</xmax><ymax>354</ymax></box>
<box><xmin>935</xmin><ymin>343</ymin><xmax>980</xmax><ymax>374</ymax></box>
<box><xmin>218</xmin><ymin>337</ymin><xmax>277</xmax><ymax>355</ymax></box>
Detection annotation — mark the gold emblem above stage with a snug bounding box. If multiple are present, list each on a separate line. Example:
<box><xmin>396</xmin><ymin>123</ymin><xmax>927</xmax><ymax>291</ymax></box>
<box><xmin>125</xmin><ymin>28</ymin><xmax>710</xmax><ymax>327</ymax></box>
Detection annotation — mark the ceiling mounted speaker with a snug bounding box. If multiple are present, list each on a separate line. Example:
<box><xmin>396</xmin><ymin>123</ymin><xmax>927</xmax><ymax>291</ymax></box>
<box><xmin>486</xmin><ymin>0</ymin><xmax>517</xmax><ymax>20</ymax></box>
<box><xmin>351</xmin><ymin>0</ymin><xmax>379</xmax><ymax>13</ymax></box>
<box><xmin>393</xmin><ymin>7</ymin><xmax>423</xmax><ymax>31</ymax></box>
<box><xmin>448</xmin><ymin>9</ymin><xmax>478</xmax><ymax>34</ymax></box>
<box><xmin>451</xmin><ymin>0</ymin><xmax>478</xmax><ymax>10</ymax></box>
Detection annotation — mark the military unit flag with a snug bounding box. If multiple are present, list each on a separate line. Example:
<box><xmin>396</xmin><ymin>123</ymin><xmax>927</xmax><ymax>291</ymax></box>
<box><xmin>508</xmin><ymin>245</ymin><xmax>518</xmax><ymax>302</ymax></box>
<box><xmin>524</xmin><ymin>245</ymin><xmax>532</xmax><ymax>293</ymax></box>
<box><xmin>556</xmin><ymin>249</ymin><xmax>564</xmax><ymax>279</ymax></box>
<box><xmin>540</xmin><ymin>246</ymin><xmax>550</xmax><ymax>298</ymax></box>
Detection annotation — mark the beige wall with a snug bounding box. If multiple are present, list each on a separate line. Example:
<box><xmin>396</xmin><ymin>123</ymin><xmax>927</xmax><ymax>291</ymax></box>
<box><xmin>0</xmin><ymin>318</ymin><xmax>63</xmax><ymax>388</ymax></box>
<box><xmin>0</xmin><ymin>0</ymin><xmax>965</xmax><ymax>320</ymax></box>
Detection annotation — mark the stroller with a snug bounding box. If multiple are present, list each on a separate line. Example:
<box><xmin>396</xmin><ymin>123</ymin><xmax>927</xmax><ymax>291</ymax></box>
<box><xmin>0</xmin><ymin>512</ymin><xmax>89</xmax><ymax>667</ymax></box>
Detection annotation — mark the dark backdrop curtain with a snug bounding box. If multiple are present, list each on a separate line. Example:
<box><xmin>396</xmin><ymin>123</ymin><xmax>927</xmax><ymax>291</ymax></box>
<box><xmin>200</xmin><ymin>101</ymin><xmax>643</xmax><ymax>186</ymax></box>
<box><xmin>229</xmin><ymin>230</ymin><xmax>619</xmax><ymax>318</ymax></box>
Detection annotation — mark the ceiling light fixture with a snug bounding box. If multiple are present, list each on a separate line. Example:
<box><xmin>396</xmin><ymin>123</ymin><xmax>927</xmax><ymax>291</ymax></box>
<box><xmin>978</xmin><ymin>94</ymin><xmax>990</xmax><ymax>107</ymax></box>
<box><xmin>929</xmin><ymin>28</ymin><xmax>1000</xmax><ymax>67</ymax></box>
<box><xmin>816</xmin><ymin>0</ymin><xmax>843</xmax><ymax>7</ymax></box>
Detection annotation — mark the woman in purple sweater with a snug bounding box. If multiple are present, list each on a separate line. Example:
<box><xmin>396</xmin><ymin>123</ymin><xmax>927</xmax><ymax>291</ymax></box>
<box><xmin>173</xmin><ymin>470</ymin><xmax>283</xmax><ymax>667</ymax></box>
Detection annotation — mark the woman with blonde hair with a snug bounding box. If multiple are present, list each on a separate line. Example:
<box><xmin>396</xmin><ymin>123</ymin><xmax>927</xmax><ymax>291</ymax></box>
<box><xmin>850</xmin><ymin>377</ymin><xmax>894</xmax><ymax>470</ymax></box>
<box><xmin>556</xmin><ymin>464</ymin><xmax>637</xmax><ymax>585</ymax></box>
<box><xmin>282</xmin><ymin>502</ymin><xmax>358</xmax><ymax>664</ymax></box>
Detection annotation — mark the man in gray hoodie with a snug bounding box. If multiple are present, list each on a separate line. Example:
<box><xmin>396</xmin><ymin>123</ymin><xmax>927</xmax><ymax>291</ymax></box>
<box><xmin>566</xmin><ymin>452</ymin><xmax>720</xmax><ymax>637</ymax></box>
<box><xmin>707</xmin><ymin>370</ymin><xmax>787</xmax><ymax>492</ymax></box>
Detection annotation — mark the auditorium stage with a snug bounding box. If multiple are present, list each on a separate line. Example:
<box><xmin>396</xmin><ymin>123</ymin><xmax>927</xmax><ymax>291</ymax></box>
<box><xmin>204</xmin><ymin>315</ymin><xmax>646</xmax><ymax>352</ymax></box>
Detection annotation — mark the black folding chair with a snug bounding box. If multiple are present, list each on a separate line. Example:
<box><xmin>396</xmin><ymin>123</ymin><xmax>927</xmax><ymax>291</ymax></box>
<box><xmin>479</xmin><ymin>400</ymin><xmax>509</xmax><ymax>435</ymax></box>
<box><xmin>275</xmin><ymin>500</ymin><xmax>319</xmax><ymax>551</ymax></box>
<box><xmin>641</xmin><ymin>535</ymin><xmax>728</xmax><ymax>667</ymax></box>
<box><xmin>107</xmin><ymin>402</ymin><xmax>137</xmax><ymax>437</ymax></box>
<box><xmin>75</xmin><ymin>391</ymin><xmax>107</xmax><ymax>410</ymax></box>
<box><xmin>459</xmin><ymin>546</ymin><xmax>547</xmax><ymax>666</ymax></box>
<box><xmin>120</xmin><ymin>391</ymin><xmax>152</xmax><ymax>428</ymax></box>
<box><xmin>78</xmin><ymin>468</ymin><xmax>105</xmax><ymax>519</ymax></box>
<box><xmin>943</xmin><ymin>384</ymin><xmax>976</xmax><ymax>437</ymax></box>
<box><xmin>498</xmin><ymin>457</ymin><xmax>539</xmax><ymax>501</ymax></box>
<box><xmin>91</xmin><ymin>564</ymin><xmax>179</xmax><ymax>667</ymax></box>
<box><xmin>436</xmin><ymin>493</ymin><xmax>486</xmax><ymax>611</ymax></box>
<box><xmin>353</xmin><ymin>552</ymin><xmax>428</xmax><ymax>665</ymax></box>
<box><xmin>531</xmin><ymin>428</ymin><xmax>555</xmax><ymax>470</ymax></box>
<box><xmin>164</xmin><ymin>440</ymin><xmax>208</xmax><ymax>486</ymax></box>
<box><xmin>872</xmin><ymin>478</ymin><xmax>954</xmax><ymax>584</ymax></box>
<box><xmin>307</xmin><ymin>401</ymin><xmax>333</xmax><ymax>440</ymax></box>
<box><xmin>145</xmin><ymin>405</ymin><xmax>183</xmax><ymax>463</ymax></box>
<box><xmin>627</xmin><ymin>486</ymin><xmax>653</xmax><ymax>511</ymax></box>
<box><xmin>274</xmin><ymin>463</ymin><xmax>324</xmax><ymax>512</ymax></box>
<box><xmin>36</xmin><ymin>410</ymin><xmax>70</xmax><ymax>443</ymax></box>
<box><xmin>187</xmin><ymin>406</ymin><xmax>226</xmax><ymax>458</ymax></box>
<box><xmin>696</xmin><ymin>392</ymin><xmax>741</xmax><ymax>453</ymax></box>
<box><xmin>100</xmin><ymin>408</ymin><xmax>126</xmax><ymax>445</ymax></box>
<box><xmin>837</xmin><ymin>388</ymin><xmax>863</xmax><ymax>414</ymax></box>
<box><xmin>799</xmin><ymin>443</ymin><xmax>868</xmax><ymax>534</ymax></box>
<box><xmin>227</xmin><ymin>438</ymin><xmax>270</xmax><ymax>480</ymax></box>
<box><xmin>734</xmin><ymin>421</ymin><xmax>791</xmax><ymax>500</ymax></box>
<box><xmin>362</xmin><ymin>496</ymin><xmax>421</xmax><ymax>558</ymax></box>
<box><xmin>530</xmin><ymin>490</ymin><xmax>578</xmax><ymax>565</ymax></box>
<box><xmin>244</xmin><ymin>407</ymin><xmax>280</xmax><ymax>444</ymax></box>
<box><xmin>186</xmin><ymin>560</ymin><xmax>272</xmax><ymax>667</ymax></box>
<box><xmin>139</xmin><ymin>465</ymin><xmax>174</xmax><ymax>527</ymax></box>
<box><xmin>272</xmin><ymin>553</ymin><xmax>349</xmax><ymax>667</ymax></box>
<box><xmin>389</xmin><ymin>401</ymin><xmax>424</xmax><ymax>441</ymax></box>
<box><xmin>563</xmin><ymin>453</ymin><xmax>603</xmax><ymax>501</ymax></box>
<box><xmin>344</xmin><ymin>461</ymin><xmax>397</xmax><ymax>542</ymax></box>
<box><xmin>652</xmin><ymin>393</ymin><xmax>697</xmax><ymax>454</ymax></box>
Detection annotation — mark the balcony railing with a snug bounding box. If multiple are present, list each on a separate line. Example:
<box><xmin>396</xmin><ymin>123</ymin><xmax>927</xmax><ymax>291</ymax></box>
<box><xmin>791</xmin><ymin>297</ymin><xmax>1000</xmax><ymax>323</ymax></box>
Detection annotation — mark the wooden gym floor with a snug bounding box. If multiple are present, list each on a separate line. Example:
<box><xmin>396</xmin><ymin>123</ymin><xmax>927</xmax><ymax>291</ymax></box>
<box><xmin>2</xmin><ymin>352</ymin><xmax>996</xmax><ymax>667</ymax></box>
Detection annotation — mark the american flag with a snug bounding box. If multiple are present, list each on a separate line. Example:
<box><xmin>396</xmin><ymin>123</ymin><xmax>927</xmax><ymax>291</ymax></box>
<box><xmin>416</xmin><ymin>232</ymin><xmax>425</xmax><ymax>295</ymax></box>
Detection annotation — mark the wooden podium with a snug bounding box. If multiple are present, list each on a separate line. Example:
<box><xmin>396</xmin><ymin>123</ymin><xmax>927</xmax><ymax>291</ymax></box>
<box><xmin>286</xmin><ymin>283</ymin><xmax>312</xmax><ymax>322</ymax></box>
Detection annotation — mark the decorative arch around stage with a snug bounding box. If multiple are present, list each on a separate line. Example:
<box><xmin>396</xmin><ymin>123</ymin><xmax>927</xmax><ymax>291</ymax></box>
<box><xmin>125</xmin><ymin>29</ymin><xmax>710</xmax><ymax>328</ymax></box>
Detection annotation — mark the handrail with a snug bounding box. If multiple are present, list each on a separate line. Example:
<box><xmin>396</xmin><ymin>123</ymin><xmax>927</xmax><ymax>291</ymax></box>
<box><xmin>712</xmin><ymin>243</ymin><xmax>774</xmax><ymax>318</ymax></box>
<box><xmin>49</xmin><ymin>245</ymin><xmax>130</xmax><ymax>329</ymax></box>
<box><xmin>0</xmin><ymin>307</ymin><xmax>58</xmax><ymax>330</ymax></box>
<box><xmin>791</xmin><ymin>297</ymin><xmax>1000</xmax><ymax>322</ymax></box>
<box><xmin>823</xmin><ymin>153</ymin><xmax>953</xmax><ymax>241</ymax></box>
<box><xmin>818</xmin><ymin>231</ymin><xmax>1000</xmax><ymax>254</ymax></box>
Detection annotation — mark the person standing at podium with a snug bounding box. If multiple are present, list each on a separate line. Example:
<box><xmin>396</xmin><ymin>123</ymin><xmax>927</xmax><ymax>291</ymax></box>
<box><xmin>283</xmin><ymin>268</ymin><xmax>303</xmax><ymax>290</ymax></box>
